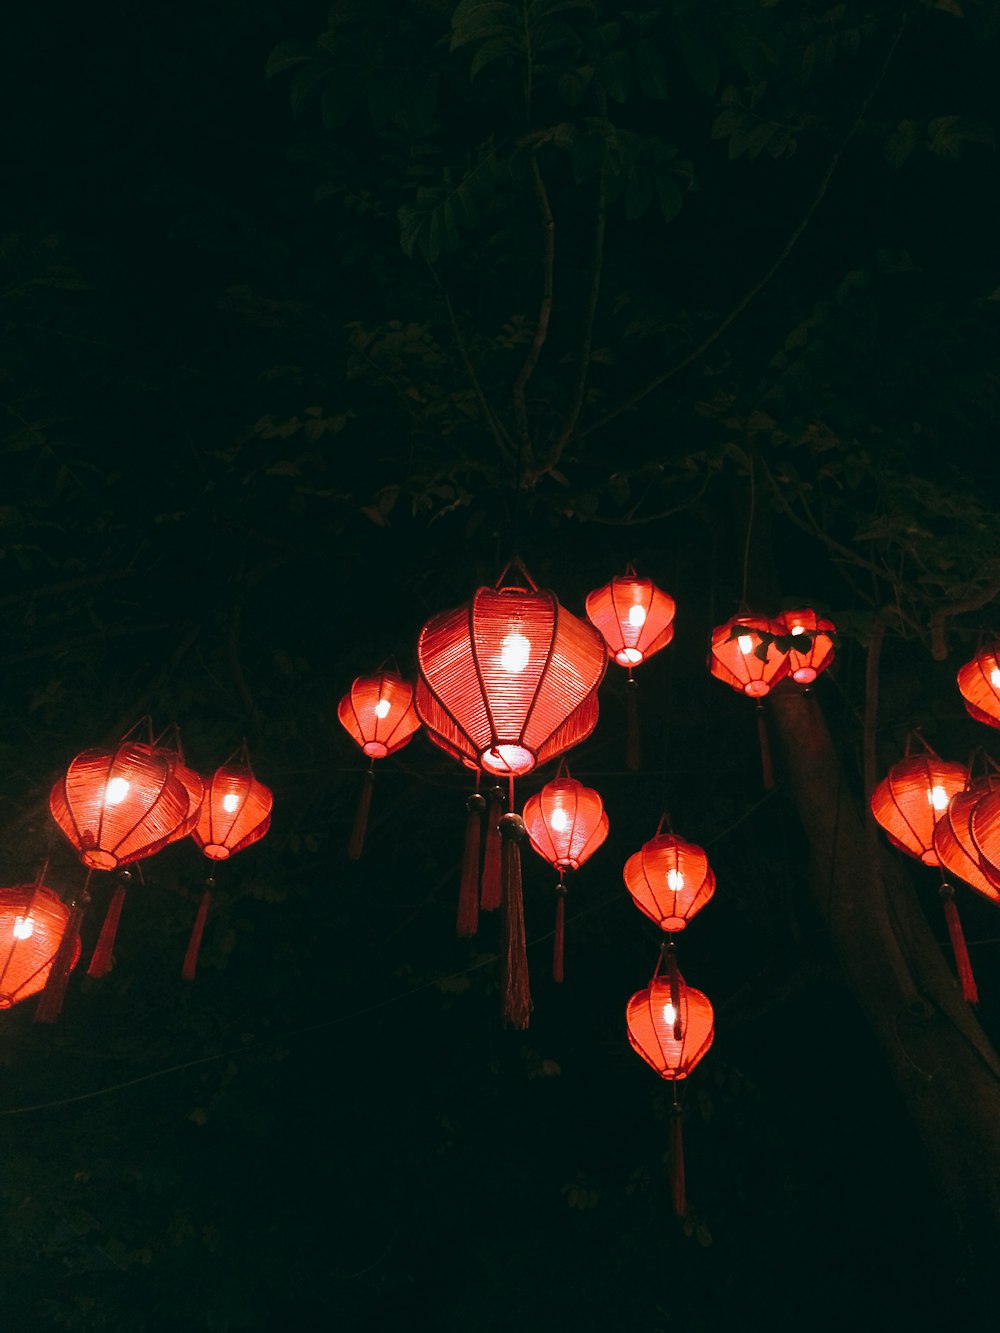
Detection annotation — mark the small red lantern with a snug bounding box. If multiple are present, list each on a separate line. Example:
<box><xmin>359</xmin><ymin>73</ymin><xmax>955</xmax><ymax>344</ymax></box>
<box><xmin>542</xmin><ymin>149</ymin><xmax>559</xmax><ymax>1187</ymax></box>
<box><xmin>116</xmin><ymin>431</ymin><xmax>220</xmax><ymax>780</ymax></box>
<box><xmin>338</xmin><ymin>671</ymin><xmax>421</xmax><ymax>861</ymax></box>
<box><xmin>0</xmin><ymin>883</ymin><xmax>80</xmax><ymax>1009</ymax></box>
<box><xmin>585</xmin><ymin>570</ymin><xmax>675</xmax><ymax>669</ymax></box>
<box><xmin>776</xmin><ymin>609</ymin><xmax>836</xmax><ymax>684</ymax></box>
<box><xmin>623</xmin><ymin>826</ymin><xmax>715</xmax><ymax>933</ymax></box>
<box><xmin>522</xmin><ymin>771</ymin><xmax>609</xmax><ymax>982</ymax></box>
<box><xmin>957</xmin><ymin>647</ymin><xmax>1000</xmax><ymax>730</ymax></box>
<box><xmin>870</xmin><ymin>754</ymin><xmax>969</xmax><ymax>866</ymax></box>
<box><xmin>709</xmin><ymin>615</ymin><xmax>789</xmax><ymax>699</ymax></box>
<box><xmin>193</xmin><ymin>763</ymin><xmax>272</xmax><ymax>861</ymax></box>
<box><xmin>933</xmin><ymin>778</ymin><xmax>1000</xmax><ymax>906</ymax></box>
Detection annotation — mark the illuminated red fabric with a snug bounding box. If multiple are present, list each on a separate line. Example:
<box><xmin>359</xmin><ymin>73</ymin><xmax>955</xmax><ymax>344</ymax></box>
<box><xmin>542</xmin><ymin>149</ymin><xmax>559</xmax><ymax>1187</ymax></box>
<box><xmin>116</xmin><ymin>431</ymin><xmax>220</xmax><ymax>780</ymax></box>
<box><xmin>193</xmin><ymin>764</ymin><xmax>273</xmax><ymax>861</ymax></box>
<box><xmin>623</xmin><ymin>833</ymin><xmax>715</xmax><ymax>932</ymax></box>
<box><xmin>522</xmin><ymin>776</ymin><xmax>608</xmax><ymax>872</ymax></box>
<box><xmin>155</xmin><ymin>749</ymin><xmax>205</xmax><ymax>845</ymax></box>
<box><xmin>709</xmin><ymin>615</ymin><xmax>789</xmax><ymax>698</ymax></box>
<box><xmin>416</xmin><ymin>584</ymin><xmax>606</xmax><ymax>777</ymax></box>
<box><xmin>337</xmin><ymin>672</ymin><xmax>421</xmax><ymax>759</ymax></box>
<box><xmin>0</xmin><ymin>884</ymin><xmax>80</xmax><ymax>1008</ymax></box>
<box><xmin>775</xmin><ymin>609</ymin><xmax>836</xmax><ymax>684</ymax></box>
<box><xmin>870</xmin><ymin>755</ymin><xmax>969</xmax><ymax>866</ymax></box>
<box><xmin>49</xmin><ymin>741</ymin><xmax>191</xmax><ymax>870</ymax></box>
<box><xmin>957</xmin><ymin>648</ymin><xmax>1000</xmax><ymax>730</ymax></box>
<box><xmin>934</xmin><ymin>778</ymin><xmax>1000</xmax><ymax>904</ymax></box>
<box><xmin>969</xmin><ymin>787</ymin><xmax>1000</xmax><ymax>890</ymax></box>
<box><xmin>585</xmin><ymin>573</ymin><xmax>675</xmax><ymax>668</ymax></box>
<box><xmin>626</xmin><ymin>976</ymin><xmax>714</xmax><ymax>1080</ymax></box>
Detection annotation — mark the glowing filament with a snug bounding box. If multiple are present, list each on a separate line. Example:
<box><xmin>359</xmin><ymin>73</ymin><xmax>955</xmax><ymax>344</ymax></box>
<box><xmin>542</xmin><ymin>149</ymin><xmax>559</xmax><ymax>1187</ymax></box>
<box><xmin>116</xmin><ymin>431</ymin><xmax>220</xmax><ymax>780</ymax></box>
<box><xmin>500</xmin><ymin>632</ymin><xmax>530</xmax><ymax>673</ymax></box>
<box><xmin>104</xmin><ymin>777</ymin><xmax>130</xmax><ymax>806</ymax></box>
<box><xmin>928</xmin><ymin>785</ymin><xmax>950</xmax><ymax>812</ymax></box>
<box><xmin>550</xmin><ymin>807</ymin><xmax>569</xmax><ymax>834</ymax></box>
<box><xmin>663</xmin><ymin>1002</ymin><xmax>677</xmax><ymax>1026</ymax></box>
<box><xmin>666</xmin><ymin>868</ymin><xmax>685</xmax><ymax>892</ymax></box>
<box><xmin>12</xmin><ymin>915</ymin><xmax>33</xmax><ymax>940</ymax></box>
<box><xmin>374</xmin><ymin>698</ymin><xmax>391</xmax><ymax>719</ymax></box>
<box><xmin>627</xmin><ymin>604</ymin><xmax>647</xmax><ymax>629</ymax></box>
<box><xmin>991</xmin><ymin>666</ymin><xmax>1000</xmax><ymax>689</ymax></box>
<box><xmin>737</xmin><ymin>634</ymin><xmax>754</xmax><ymax>654</ymax></box>
<box><xmin>222</xmin><ymin>793</ymin><xmax>241</xmax><ymax>813</ymax></box>
<box><xmin>790</xmin><ymin>624</ymin><xmax>806</xmax><ymax>636</ymax></box>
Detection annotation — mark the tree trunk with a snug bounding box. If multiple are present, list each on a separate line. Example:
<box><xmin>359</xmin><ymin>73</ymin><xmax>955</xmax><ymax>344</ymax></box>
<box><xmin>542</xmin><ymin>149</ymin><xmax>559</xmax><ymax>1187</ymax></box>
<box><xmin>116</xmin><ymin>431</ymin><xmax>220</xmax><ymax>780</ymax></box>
<box><xmin>768</xmin><ymin>685</ymin><xmax>1000</xmax><ymax>1279</ymax></box>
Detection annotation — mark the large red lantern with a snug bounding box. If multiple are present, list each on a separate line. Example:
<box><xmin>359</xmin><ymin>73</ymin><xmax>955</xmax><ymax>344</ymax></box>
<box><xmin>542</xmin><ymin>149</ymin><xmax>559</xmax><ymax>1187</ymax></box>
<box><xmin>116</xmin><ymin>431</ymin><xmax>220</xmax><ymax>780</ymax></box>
<box><xmin>585</xmin><ymin>570</ymin><xmax>675</xmax><ymax>669</ymax></box>
<box><xmin>870</xmin><ymin>754</ymin><xmax>969</xmax><ymax>866</ymax></box>
<box><xmin>957</xmin><ymin>646</ymin><xmax>1000</xmax><ymax>730</ymax></box>
<box><xmin>776</xmin><ymin>609</ymin><xmax>836</xmax><ymax>684</ymax></box>
<box><xmin>623</xmin><ymin>827</ymin><xmax>715</xmax><ymax>933</ymax></box>
<box><xmin>933</xmin><ymin>777</ymin><xmax>1000</xmax><ymax>906</ymax></box>
<box><xmin>338</xmin><ymin>671</ymin><xmax>421</xmax><ymax>861</ymax></box>
<box><xmin>0</xmin><ymin>883</ymin><xmax>80</xmax><ymax>1009</ymax></box>
<box><xmin>709</xmin><ymin>615</ymin><xmax>789</xmax><ymax>699</ymax></box>
<box><xmin>522</xmin><ymin>771</ymin><xmax>609</xmax><ymax>982</ymax></box>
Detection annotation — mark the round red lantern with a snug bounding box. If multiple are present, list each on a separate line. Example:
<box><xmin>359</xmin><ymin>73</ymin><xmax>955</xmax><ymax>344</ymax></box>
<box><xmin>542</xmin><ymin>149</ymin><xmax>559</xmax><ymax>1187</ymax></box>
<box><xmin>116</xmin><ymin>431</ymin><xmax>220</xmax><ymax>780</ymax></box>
<box><xmin>870</xmin><ymin>754</ymin><xmax>969</xmax><ymax>866</ymax></box>
<box><xmin>193</xmin><ymin>763</ymin><xmax>272</xmax><ymax>861</ymax></box>
<box><xmin>585</xmin><ymin>569</ymin><xmax>675</xmax><ymax>669</ymax></box>
<box><xmin>957</xmin><ymin>646</ymin><xmax>1000</xmax><ymax>730</ymax></box>
<box><xmin>337</xmin><ymin>672</ymin><xmax>421</xmax><ymax>759</ymax></box>
<box><xmin>49</xmin><ymin>740</ymin><xmax>191</xmax><ymax>871</ymax></box>
<box><xmin>416</xmin><ymin>564</ymin><xmax>607</xmax><ymax>778</ymax></box>
<box><xmin>709</xmin><ymin>615</ymin><xmax>789</xmax><ymax>698</ymax></box>
<box><xmin>0</xmin><ymin>883</ymin><xmax>80</xmax><ymax>1009</ymax></box>
<box><xmin>623</xmin><ymin>828</ymin><xmax>715</xmax><ymax>932</ymax></box>
<box><xmin>776</xmin><ymin>609</ymin><xmax>836</xmax><ymax>684</ymax></box>
<box><xmin>626</xmin><ymin>973</ymin><xmax>715</xmax><ymax>1081</ymax></box>
<box><xmin>934</xmin><ymin>777</ymin><xmax>1000</xmax><ymax>905</ymax></box>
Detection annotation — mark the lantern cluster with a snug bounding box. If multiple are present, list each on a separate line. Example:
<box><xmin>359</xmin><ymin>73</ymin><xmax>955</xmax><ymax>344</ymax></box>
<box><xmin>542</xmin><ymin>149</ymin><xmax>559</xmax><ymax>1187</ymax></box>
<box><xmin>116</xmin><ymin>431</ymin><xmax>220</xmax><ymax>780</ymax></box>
<box><xmin>709</xmin><ymin>609</ymin><xmax>836</xmax><ymax>698</ymax></box>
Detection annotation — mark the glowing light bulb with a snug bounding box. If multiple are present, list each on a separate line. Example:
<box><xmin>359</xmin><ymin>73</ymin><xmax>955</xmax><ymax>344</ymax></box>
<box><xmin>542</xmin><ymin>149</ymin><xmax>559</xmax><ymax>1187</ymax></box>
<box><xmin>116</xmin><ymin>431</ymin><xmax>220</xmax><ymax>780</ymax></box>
<box><xmin>928</xmin><ymin>785</ymin><xmax>950</xmax><ymax>812</ymax></box>
<box><xmin>790</xmin><ymin>624</ymin><xmax>806</xmax><ymax>636</ymax></box>
<box><xmin>737</xmin><ymin>634</ymin><xmax>754</xmax><ymax>654</ymax></box>
<box><xmin>666</xmin><ymin>868</ymin><xmax>685</xmax><ymax>892</ymax></box>
<box><xmin>991</xmin><ymin>667</ymin><xmax>1000</xmax><ymax>689</ymax></box>
<box><xmin>12</xmin><ymin>915</ymin><xmax>33</xmax><ymax>940</ymax></box>
<box><xmin>500</xmin><ymin>632</ymin><xmax>530</xmax><ymax>673</ymax></box>
<box><xmin>222</xmin><ymin>793</ymin><xmax>241</xmax><ymax>813</ymax></box>
<box><xmin>550</xmin><ymin>807</ymin><xmax>569</xmax><ymax>833</ymax></box>
<box><xmin>374</xmin><ymin>698</ymin><xmax>391</xmax><ymax>719</ymax></box>
<box><xmin>627</xmin><ymin>604</ymin><xmax>647</xmax><ymax>629</ymax></box>
<box><xmin>104</xmin><ymin>777</ymin><xmax>130</xmax><ymax>805</ymax></box>
<box><xmin>662</xmin><ymin>1002</ymin><xmax>676</xmax><ymax>1026</ymax></box>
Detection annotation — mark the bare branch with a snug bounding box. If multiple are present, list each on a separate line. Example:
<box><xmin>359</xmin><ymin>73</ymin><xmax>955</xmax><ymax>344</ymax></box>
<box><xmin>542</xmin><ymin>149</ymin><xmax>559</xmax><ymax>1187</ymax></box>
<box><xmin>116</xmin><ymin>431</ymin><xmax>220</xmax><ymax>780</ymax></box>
<box><xmin>512</xmin><ymin>154</ymin><xmax>555</xmax><ymax>454</ymax></box>
<box><xmin>440</xmin><ymin>287</ymin><xmax>517</xmax><ymax>464</ymax></box>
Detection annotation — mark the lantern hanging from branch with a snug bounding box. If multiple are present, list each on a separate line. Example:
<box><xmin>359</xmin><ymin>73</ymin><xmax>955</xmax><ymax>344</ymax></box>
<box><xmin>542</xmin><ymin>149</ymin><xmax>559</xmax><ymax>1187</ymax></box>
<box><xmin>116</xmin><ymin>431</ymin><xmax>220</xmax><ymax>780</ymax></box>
<box><xmin>0</xmin><ymin>881</ymin><xmax>80</xmax><ymax>1010</ymax></box>
<box><xmin>957</xmin><ymin>646</ymin><xmax>1000</xmax><ymax>730</ymax></box>
<box><xmin>709</xmin><ymin>615</ymin><xmax>789</xmax><ymax>789</ymax></box>
<box><xmin>775</xmin><ymin>609</ymin><xmax>836</xmax><ymax>685</ymax></box>
<box><xmin>623</xmin><ymin>823</ymin><xmax>715</xmax><ymax>933</ymax></box>
<box><xmin>338</xmin><ymin>671</ymin><xmax>421</xmax><ymax>860</ymax></box>
<box><xmin>522</xmin><ymin>769</ymin><xmax>609</xmax><ymax>981</ymax></box>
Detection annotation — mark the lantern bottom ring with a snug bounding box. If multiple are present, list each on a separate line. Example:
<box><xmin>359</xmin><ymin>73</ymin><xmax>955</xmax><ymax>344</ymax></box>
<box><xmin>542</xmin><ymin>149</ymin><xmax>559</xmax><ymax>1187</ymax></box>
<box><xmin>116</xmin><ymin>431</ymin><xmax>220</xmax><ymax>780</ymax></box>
<box><xmin>82</xmin><ymin>849</ymin><xmax>118</xmax><ymax>871</ymax></box>
<box><xmin>362</xmin><ymin>741</ymin><xmax>389</xmax><ymax>759</ymax></box>
<box><xmin>743</xmin><ymin>682</ymin><xmax>770</xmax><ymax>698</ymax></box>
<box><xmin>481</xmin><ymin>743</ymin><xmax>534</xmax><ymax>776</ymax></box>
<box><xmin>201</xmin><ymin>845</ymin><xmax>232</xmax><ymax>861</ymax></box>
<box><xmin>616</xmin><ymin>648</ymin><xmax>643</xmax><ymax>666</ymax></box>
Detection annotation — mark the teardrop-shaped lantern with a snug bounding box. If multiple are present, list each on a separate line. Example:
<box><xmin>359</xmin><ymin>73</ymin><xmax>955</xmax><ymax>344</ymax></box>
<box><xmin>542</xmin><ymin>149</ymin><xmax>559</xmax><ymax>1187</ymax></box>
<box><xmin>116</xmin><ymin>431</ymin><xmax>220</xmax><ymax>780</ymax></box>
<box><xmin>0</xmin><ymin>883</ymin><xmax>80</xmax><ymax>1008</ymax></box>
<box><xmin>585</xmin><ymin>570</ymin><xmax>676</xmax><ymax>668</ymax></box>
<box><xmin>870</xmin><ymin>754</ymin><xmax>969</xmax><ymax>866</ymax></box>
<box><xmin>193</xmin><ymin>763</ymin><xmax>273</xmax><ymax>861</ymax></box>
<box><xmin>623</xmin><ymin>830</ymin><xmax>715</xmax><ymax>932</ymax></box>
<box><xmin>933</xmin><ymin>777</ymin><xmax>1000</xmax><ymax>905</ymax></box>
<box><xmin>522</xmin><ymin>775</ymin><xmax>609</xmax><ymax>872</ymax></box>
<box><xmin>709</xmin><ymin>615</ymin><xmax>789</xmax><ymax>698</ymax></box>
<box><xmin>969</xmin><ymin>788</ymin><xmax>1000</xmax><ymax>889</ymax></box>
<box><xmin>338</xmin><ymin>672</ymin><xmax>421</xmax><ymax>759</ymax></box>
<box><xmin>776</xmin><ymin>609</ymin><xmax>836</xmax><ymax>684</ymax></box>
<box><xmin>626</xmin><ymin>974</ymin><xmax>714</xmax><ymax>1081</ymax></box>
<box><xmin>156</xmin><ymin>748</ymin><xmax>205</xmax><ymax>846</ymax></box>
<box><xmin>957</xmin><ymin>647</ymin><xmax>1000</xmax><ymax>730</ymax></box>
<box><xmin>416</xmin><ymin>564</ymin><xmax>607</xmax><ymax>777</ymax></box>
<box><xmin>50</xmin><ymin>741</ymin><xmax>191</xmax><ymax>871</ymax></box>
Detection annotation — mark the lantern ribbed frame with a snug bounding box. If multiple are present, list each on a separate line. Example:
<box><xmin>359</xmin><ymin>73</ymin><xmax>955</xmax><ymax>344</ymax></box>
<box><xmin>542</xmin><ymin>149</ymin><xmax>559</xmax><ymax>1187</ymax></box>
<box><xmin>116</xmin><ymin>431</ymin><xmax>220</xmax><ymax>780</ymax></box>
<box><xmin>934</xmin><ymin>778</ymin><xmax>1000</xmax><ymax>904</ymax></box>
<box><xmin>193</xmin><ymin>764</ymin><xmax>273</xmax><ymax>861</ymax></box>
<box><xmin>156</xmin><ymin>749</ymin><xmax>205</xmax><ymax>846</ymax></box>
<box><xmin>968</xmin><ymin>788</ymin><xmax>1000</xmax><ymax>891</ymax></box>
<box><xmin>870</xmin><ymin>755</ymin><xmax>969</xmax><ymax>866</ymax></box>
<box><xmin>957</xmin><ymin>648</ymin><xmax>1000</xmax><ymax>730</ymax></box>
<box><xmin>0</xmin><ymin>884</ymin><xmax>80</xmax><ymax>1008</ymax></box>
<box><xmin>416</xmin><ymin>583</ymin><xmax>607</xmax><ymax>777</ymax></box>
<box><xmin>337</xmin><ymin>672</ymin><xmax>421</xmax><ymax>760</ymax></box>
<box><xmin>623</xmin><ymin>833</ymin><xmax>715</xmax><ymax>932</ymax></box>
<box><xmin>626</xmin><ymin>976</ymin><xmax>714</xmax><ymax>1081</ymax></box>
<box><xmin>777</xmin><ymin>609</ymin><xmax>836</xmax><ymax>684</ymax></box>
<box><xmin>522</xmin><ymin>776</ymin><xmax>608</xmax><ymax>872</ymax></box>
<box><xmin>584</xmin><ymin>573</ymin><xmax>675</xmax><ymax>668</ymax></box>
<box><xmin>709</xmin><ymin>615</ymin><xmax>789</xmax><ymax>698</ymax></box>
<box><xmin>50</xmin><ymin>741</ymin><xmax>191</xmax><ymax>871</ymax></box>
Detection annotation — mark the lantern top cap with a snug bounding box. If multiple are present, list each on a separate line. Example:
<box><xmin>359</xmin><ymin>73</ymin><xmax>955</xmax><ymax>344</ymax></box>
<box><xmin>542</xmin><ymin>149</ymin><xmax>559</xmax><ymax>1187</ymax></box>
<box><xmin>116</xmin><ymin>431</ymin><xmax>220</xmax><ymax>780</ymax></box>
<box><xmin>493</xmin><ymin>557</ymin><xmax>538</xmax><ymax>592</ymax></box>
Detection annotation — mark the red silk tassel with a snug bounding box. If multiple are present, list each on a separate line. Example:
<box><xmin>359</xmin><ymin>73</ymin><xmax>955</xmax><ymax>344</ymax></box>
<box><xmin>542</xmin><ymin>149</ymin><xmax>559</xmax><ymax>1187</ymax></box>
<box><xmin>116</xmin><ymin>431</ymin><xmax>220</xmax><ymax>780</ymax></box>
<box><xmin>940</xmin><ymin>885</ymin><xmax>978</xmax><ymax>1003</ymax></box>
<box><xmin>457</xmin><ymin>794</ymin><xmax>485</xmax><ymax>938</ymax></box>
<box><xmin>626</xmin><ymin>676</ymin><xmax>641</xmax><ymax>770</ymax></box>
<box><xmin>669</xmin><ymin>1103</ymin><xmax>687</xmax><ymax>1218</ymax></box>
<box><xmin>500</xmin><ymin>814</ymin><xmax>532</xmax><ymax>1029</ymax></box>
<box><xmin>480</xmin><ymin>787</ymin><xmax>504</xmax><ymax>912</ymax></box>
<box><xmin>347</xmin><ymin>767</ymin><xmax>374</xmax><ymax>861</ymax></box>
<box><xmin>552</xmin><ymin>888</ymin><xmax>566</xmax><ymax>984</ymax></box>
<box><xmin>756</xmin><ymin>703</ymin><xmax>775</xmax><ymax>791</ymax></box>
<box><xmin>182</xmin><ymin>881</ymin><xmax>213</xmax><ymax>982</ymax></box>
<box><xmin>87</xmin><ymin>874</ymin><xmax>130</xmax><ymax>978</ymax></box>
<box><xmin>35</xmin><ymin>893</ymin><xmax>89</xmax><ymax>1024</ymax></box>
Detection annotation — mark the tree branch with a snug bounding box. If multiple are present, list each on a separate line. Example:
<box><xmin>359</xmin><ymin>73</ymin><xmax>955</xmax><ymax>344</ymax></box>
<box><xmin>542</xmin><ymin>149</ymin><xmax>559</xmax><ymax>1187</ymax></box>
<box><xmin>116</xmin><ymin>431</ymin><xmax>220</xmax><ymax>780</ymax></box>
<box><xmin>929</xmin><ymin>579</ymin><xmax>1000</xmax><ymax>661</ymax></box>
<box><xmin>440</xmin><ymin>287</ymin><xmax>516</xmax><ymax>464</ymax></box>
<box><xmin>512</xmin><ymin>154</ymin><xmax>555</xmax><ymax>454</ymax></box>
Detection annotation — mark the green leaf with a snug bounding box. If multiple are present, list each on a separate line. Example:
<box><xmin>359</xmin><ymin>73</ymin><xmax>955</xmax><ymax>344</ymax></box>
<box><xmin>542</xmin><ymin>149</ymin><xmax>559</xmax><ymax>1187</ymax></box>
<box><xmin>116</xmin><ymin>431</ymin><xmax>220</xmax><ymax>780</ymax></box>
<box><xmin>675</xmin><ymin>27</ymin><xmax>719</xmax><ymax>95</ymax></box>
<box><xmin>653</xmin><ymin>172</ymin><xmax>683</xmax><ymax>222</ymax></box>
<box><xmin>596</xmin><ymin>48</ymin><xmax>630</xmax><ymax>102</ymax></box>
<box><xmin>265</xmin><ymin>39</ymin><xmax>311</xmax><ymax>79</ymax></box>
<box><xmin>634</xmin><ymin>39</ymin><xmax>669</xmax><ymax>99</ymax></box>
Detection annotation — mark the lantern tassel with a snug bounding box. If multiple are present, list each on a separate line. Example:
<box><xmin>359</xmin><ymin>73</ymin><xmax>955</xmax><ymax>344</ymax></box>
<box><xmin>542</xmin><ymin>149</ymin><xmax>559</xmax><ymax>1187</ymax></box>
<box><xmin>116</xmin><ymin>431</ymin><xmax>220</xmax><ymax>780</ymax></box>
<box><xmin>87</xmin><ymin>872</ymin><xmax>131</xmax><ymax>979</ymax></box>
<box><xmin>480</xmin><ymin>787</ymin><xmax>504</xmax><ymax>912</ymax></box>
<box><xmin>457</xmin><ymin>795</ymin><xmax>484</xmax><ymax>938</ymax></box>
<box><xmin>182</xmin><ymin>879</ymin><xmax>214</xmax><ymax>982</ymax></box>
<box><xmin>553</xmin><ymin>886</ymin><xmax>566</xmax><ymax>984</ymax></box>
<box><xmin>756</xmin><ymin>703</ymin><xmax>775</xmax><ymax>791</ymax></box>
<box><xmin>34</xmin><ymin>892</ymin><xmax>89</xmax><ymax>1024</ymax></box>
<box><xmin>500</xmin><ymin>815</ymin><xmax>532</xmax><ymax>1029</ymax></box>
<box><xmin>940</xmin><ymin>883</ymin><xmax>978</xmax><ymax>1004</ymax></box>
<box><xmin>669</xmin><ymin>1102</ymin><xmax>687</xmax><ymax>1218</ymax></box>
<box><xmin>626</xmin><ymin>675</ymin><xmax>641</xmax><ymax>771</ymax></box>
<box><xmin>347</xmin><ymin>766</ymin><xmax>374</xmax><ymax>861</ymax></box>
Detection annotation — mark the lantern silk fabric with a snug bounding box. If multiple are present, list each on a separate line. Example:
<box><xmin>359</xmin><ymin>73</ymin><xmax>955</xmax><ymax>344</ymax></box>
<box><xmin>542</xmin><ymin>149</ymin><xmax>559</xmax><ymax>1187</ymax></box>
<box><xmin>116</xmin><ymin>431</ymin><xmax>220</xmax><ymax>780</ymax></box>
<box><xmin>416</xmin><ymin>584</ymin><xmax>607</xmax><ymax>777</ymax></box>
<box><xmin>623</xmin><ymin>833</ymin><xmax>715</xmax><ymax>932</ymax></box>
<box><xmin>338</xmin><ymin>672</ymin><xmax>421</xmax><ymax>759</ymax></box>
<box><xmin>0</xmin><ymin>884</ymin><xmax>80</xmax><ymax>1008</ymax></box>
<box><xmin>870</xmin><ymin>755</ymin><xmax>969</xmax><ymax>866</ymax></box>
<box><xmin>777</xmin><ymin>609</ymin><xmax>836</xmax><ymax>684</ymax></box>
<box><xmin>709</xmin><ymin>615</ymin><xmax>789</xmax><ymax>698</ymax></box>
<box><xmin>193</xmin><ymin>764</ymin><xmax>273</xmax><ymax>861</ymax></box>
<box><xmin>933</xmin><ymin>779</ymin><xmax>1000</xmax><ymax>904</ymax></box>
<box><xmin>626</xmin><ymin>976</ymin><xmax>714</xmax><ymax>1080</ymax></box>
<box><xmin>522</xmin><ymin>776</ymin><xmax>608</xmax><ymax>872</ymax></box>
<box><xmin>585</xmin><ymin>573</ymin><xmax>675</xmax><ymax>668</ymax></box>
<box><xmin>957</xmin><ymin>648</ymin><xmax>1000</xmax><ymax>730</ymax></box>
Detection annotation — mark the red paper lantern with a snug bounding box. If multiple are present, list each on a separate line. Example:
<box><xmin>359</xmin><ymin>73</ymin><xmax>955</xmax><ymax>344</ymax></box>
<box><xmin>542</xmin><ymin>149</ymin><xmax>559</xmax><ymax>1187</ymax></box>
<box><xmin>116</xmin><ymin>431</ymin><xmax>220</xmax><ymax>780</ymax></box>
<box><xmin>623</xmin><ymin>830</ymin><xmax>715</xmax><ymax>932</ymax></box>
<box><xmin>337</xmin><ymin>672</ymin><xmax>421</xmax><ymax>759</ymax></box>
<box><xmin>626</xmin><ymin>974</ymin><xmax>714</xmax><ymax>1081</ymax></box>
<box><xmin>416</xmin><ymin>567</ymin><xmax>606</xmax><ymax>777</ymax></box>
<box><xmin>585</xmin><ymin>571</ymin><xmax>675</xmax><ymax>668</ymax></box>
<box><xmin>776</xmin><ymin>609</ymin><xmax>836</xmax><ymax>684</ymax></box>
<box><xmin>49</xmin><ymin>741</ymin><xmax>191</xmax><ymax>871</ymax></box>
<box><xmin>156</xmin><ymin>748</ymin><xmax>205</xmax><ymax>846</ymax></box>
<box><xmin>870</xmin><ymin>755</ymin><xmax>969</xmax><ymax>866</ymax></box>
<box><xmin>969</xmin><ymin>788</ymin><xmax>1000</xmax><ymax>888</ymax></box>
<box><xmin>193</xmin><ymin>763</ymin><xmax>273</xmax><ymax>861</ymax></box>
<box><xmin>934</xmin><ymin>778</ymin><xmax>1000</xmax><ymax>905</ymax></box>
<box><xmin>957</xmin><ymin>647</ymin><xmax>1000</xmax><ymax>730</ymax></box>
<box><xmin>522</xmin><ymin>775</ymin><xmax>609</xmax><ymax>872</ymax></box>
<box><xmin>0</xmin><ymin>883</ymin><xmax>80</xmax><ymax>1008</ymax></box>
<box><xmin>709</xmin><ymin>615</ymin><xmax>789</xmax><ymax>698</ymax></box>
